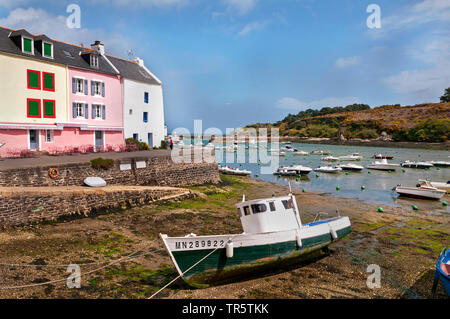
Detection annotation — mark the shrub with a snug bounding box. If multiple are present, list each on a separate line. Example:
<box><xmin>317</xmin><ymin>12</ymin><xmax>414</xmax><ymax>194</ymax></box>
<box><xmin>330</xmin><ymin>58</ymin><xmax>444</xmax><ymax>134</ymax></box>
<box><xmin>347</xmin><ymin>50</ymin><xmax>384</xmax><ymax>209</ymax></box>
<box><xmin>90</xmin><ymin>157</ymin><xmax>114</xmax><ymax>170</ymax></box>
<box><xmin>160</xmin><ymin>140</ymin><xmax>168</xmax><ymax>149</ymax></box>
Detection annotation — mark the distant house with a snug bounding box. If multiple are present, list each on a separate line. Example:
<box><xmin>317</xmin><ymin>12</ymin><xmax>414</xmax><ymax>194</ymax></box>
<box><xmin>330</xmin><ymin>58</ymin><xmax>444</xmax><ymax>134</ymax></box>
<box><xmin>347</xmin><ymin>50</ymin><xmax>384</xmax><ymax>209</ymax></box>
<box><xmin>0</xmin><ymin>26</ymin><xmax>165</xmax><ymax>157</ymax></box>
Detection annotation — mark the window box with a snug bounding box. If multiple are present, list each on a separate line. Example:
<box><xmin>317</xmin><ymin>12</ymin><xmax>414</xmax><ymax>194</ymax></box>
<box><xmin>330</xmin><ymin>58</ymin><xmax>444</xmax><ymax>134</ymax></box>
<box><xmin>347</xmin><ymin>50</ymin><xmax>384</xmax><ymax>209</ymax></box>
<box><xmin>27</xmin><ymin>98</ymin><xmax>41</xmax><ymax>118</ymax></box>
<box><xmin>43</xmin><ymin>99</ymin><xmax>56</xmax><ymax>118</ymax></box>
<box><xmin>27</xmin><ymin>69</ymin><xmax>41</xmax><ymax>90</ymax></box>
<box><xmin>42</xmin><ymin>72</ymin><xmax>55</xmax><ymax>91</ymax></box>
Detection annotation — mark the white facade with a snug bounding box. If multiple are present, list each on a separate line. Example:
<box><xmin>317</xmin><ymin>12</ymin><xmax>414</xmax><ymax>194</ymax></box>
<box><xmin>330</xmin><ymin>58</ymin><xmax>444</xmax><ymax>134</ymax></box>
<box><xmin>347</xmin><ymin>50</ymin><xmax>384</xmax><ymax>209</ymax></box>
<box><xmin>122</xmin><ymin>78</ymin><xmax>165</xmax><ymax>148</ymax></box>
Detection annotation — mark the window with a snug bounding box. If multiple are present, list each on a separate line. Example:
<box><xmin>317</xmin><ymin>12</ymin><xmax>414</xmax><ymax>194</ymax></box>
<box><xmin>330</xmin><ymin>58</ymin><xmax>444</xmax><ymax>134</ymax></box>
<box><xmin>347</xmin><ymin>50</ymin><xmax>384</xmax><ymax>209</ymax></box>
<box><xmin>76</xmin><ymin>78</ymin><xmax>84</xmax><ymax>93</ymax></box>
<box><xmin>42</xmin><ymin>72</ymin><xmax>55</xmax><ymax>91</ymax></box>
<box><xmin>43</xmin><ymin>42</ymin><xmax>53</xmax><ymax>58</ymax></box>
<box><xmin>143</xmin><ymin>112</ymin><xmax>148</xmax><ymax>123</ymax></box>
<box><xmin>251</xmin><ymin>204</ymin><xmax>267</xmax><ymax>214</ymax></box>
<box><xmin>22</xmin><ymin>37</ymin><xmax>33</xmax><ymax>54</ymax></box>
<box><xmin>43</xmin><ymin>100</ymin><xmax>56</xmax><ymax>118</ymax></box>
<box><xmin>269</xmin><ymin>202</ymin><xmax>276</xmax><ymax>212</ymax></box>
<box><xmin>76</xmin><ymin>103</ymin><xmax>84</xmax><ymax>118</ymax></box>
<box><xmin>91</xmin><ymin>80</ymin><xmax>104</xmax><ymax>96</ymax></box>
<box><xmin>27</xmin><ymin>98</ymin><xmax>41</xmax><ymax>118</ymax></box>
<box><xmin>63</xmin><ymin>50</ymin><xmax>73</xmax><ymax>58</ymax></box>
<box><xmin>133</xmin><ymin>133</ymin><xmax>138</xmax><ymax>140</ymax></box>
<box><xmin>243</xmin><ymin>206</ymin><xmax>251</xmax><ymax>216</ymax></box>
<box><xmin>144</xmin><ymin>92</ymin><xmax>149</xmax><ymax>104</ymax></box>
<box><xmin>92</xmin><ymin>104</ymin><xmax>103</xmax><ymax>119</ymax></box>
<box><xmin>45</xmin><ymin>130</ymin><xmax>54</xmax><ymax>143</ymax></box>
<box><xmin>27</xmin><ymin>70</ymin><xmax>41</xmax><ymax>90</ymax></box>
<box><xmin>129</xmin><ymin>109</ymin><xmax>133</xmax><ymax>115</ymax></box>
<box><xmin>90</xmin><ymin>54</ymin><xmax>99</xmax><ymax>68</ymax></box>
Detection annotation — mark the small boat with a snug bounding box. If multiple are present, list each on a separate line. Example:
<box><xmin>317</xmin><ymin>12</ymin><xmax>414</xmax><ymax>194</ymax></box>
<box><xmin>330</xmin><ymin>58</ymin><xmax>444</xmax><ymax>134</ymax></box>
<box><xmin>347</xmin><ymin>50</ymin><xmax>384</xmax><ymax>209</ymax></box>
<box><xmin>432</xmin><ymin>247</ymin><xmax>450</xmax><ymax>297</ymax></box>
<box><xmin>218</xmin><ymin>165</ymin><xmax>251</xmax><ymax>176</ymax></box>
<box><xmin>418</xmin><ymin>179</ymin><xmax>450</xmax><ymax>193</ymax></box>
<box><xmin>84</xmin><ymin>177</ymin><xmax>107</xmax><ymax>188</ymax></box>
<box><xmin>401</xmin><ymin>160</ymin><xmax>434</xmax><ymax>169</ymax></box>
<box><xmin>338</xmin><ymin>163</ymin><xmax>364</xmax><ymax>171</ymax></box>
<box><xmin>314</xmin><ymin>166</ymin><xmax>342</xmax><ymax>174</ymax></box>
<box><xmin>372</xmin><ymin>154</ymin><xmax>393</xmax><ymax>160</ymax></box>
<box><xmin>273</xmin><ymin>167</ymin><xmax>298</xmax><ymax>176</ymax></box>
<box><xmin>366</xmin><ymin>159</ymin><xmax>400</xmax><ymax>171</ymax></box>
<box><xmin>311</xmin><ymin>150</ymin><xmax>330</xmax><ymax>155</ymax></box>
<box><xmin>430</xmin><ymin>161</ymin><xmax>450</xmax><ymax>168</ymax></box>
<box><xmin>270</xmin><ymin>149</ymin><xmax>286</xmax><ymax>156</ymax></box>
<box><xmin>394</xmin><ymin>183</ymin><xmax>446</xmax><ymax>200</ymax></box>
<box><xmin>281</xmin><ymin>165</ymin><xmax>313</xmax><ymax>175</ymax></box>
<box><xmin>292</xmin><ymin>150</ymin><xmax>309</xmax><ymax>156</ymax></box>
<box><xmin>160</xmin><ymin>192</ymin><xmax>352</xmax><ymax>287</ymax></box>
<box><xmin>338</xmin><ymin>153</ymin><xmax>362</xmax><ymax>161</ymax></box>
<box><xmin>321</xmin><ymin>156</ymin><xmax>339</xmax><ymax>162</ymax></box>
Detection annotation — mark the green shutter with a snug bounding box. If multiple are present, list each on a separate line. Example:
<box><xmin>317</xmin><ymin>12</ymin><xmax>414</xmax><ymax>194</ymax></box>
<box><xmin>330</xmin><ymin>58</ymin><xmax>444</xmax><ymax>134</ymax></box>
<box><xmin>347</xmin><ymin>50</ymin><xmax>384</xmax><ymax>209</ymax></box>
<box><xmin>44</xmin><ymin>101</ymin><xmax>55</xmax><ymax>117</ymax></box>
<box><xmin>23</xmin><ymin>38</ymin><xmax>32</xmax><ymax>53</ymax></box>
<box><xmin>28</xmin><ymin>71</ymin><xmax>40</xmax><ymax>89</ymax></box>
<box><xmin>43</xmin><ymin>73</ymin><xmax>54</xmax><ymax>90</ymax></box>
<box><xmin>28</xmin><ymin>100</ymin><xmax>40</xmax><ymax>117</ymax></box>
<box><xmin>43</xmin><ymin>43</ymin><xmax>52</xmax><ymax>57</ymax></box>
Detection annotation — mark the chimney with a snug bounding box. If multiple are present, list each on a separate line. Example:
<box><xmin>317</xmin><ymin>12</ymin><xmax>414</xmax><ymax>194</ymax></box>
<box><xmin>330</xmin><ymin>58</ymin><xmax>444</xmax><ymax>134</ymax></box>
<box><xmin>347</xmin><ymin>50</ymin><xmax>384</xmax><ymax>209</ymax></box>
<box><xmin>91</xmin><ymin>40</ymin><xmax>105</xmax><ymax>55</ymax></box>
<box><xmin>134</xmin><ymin>57</ymin><xmax>144</xmax><ymax>67</ymax></box>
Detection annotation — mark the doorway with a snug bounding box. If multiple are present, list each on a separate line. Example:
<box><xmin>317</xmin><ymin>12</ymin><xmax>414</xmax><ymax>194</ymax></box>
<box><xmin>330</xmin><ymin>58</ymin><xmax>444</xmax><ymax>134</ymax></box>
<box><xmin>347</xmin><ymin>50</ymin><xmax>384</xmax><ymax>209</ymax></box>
<box><xmin>29</xmin><ymin>130</ymin><xmax>39</xmax><ymax>151</ymax></box>
<box><xmin>95</xmin><ymin>131</ymin><xmax>104</xmax><ymax>150</ymax></box>
<box><xmin>148</xmin><ymin>133</ymin><xmax>153</xmax><ymax>148</ymax></box>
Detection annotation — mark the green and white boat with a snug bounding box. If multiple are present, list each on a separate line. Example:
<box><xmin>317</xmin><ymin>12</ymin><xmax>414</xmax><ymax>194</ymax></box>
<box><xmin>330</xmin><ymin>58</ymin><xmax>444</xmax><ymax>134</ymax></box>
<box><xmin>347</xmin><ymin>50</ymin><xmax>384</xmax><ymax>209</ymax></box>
<box><xmin>160</xmin><ymin>192</ymin><xmax>351</xmax><ymax>288</ymax></box>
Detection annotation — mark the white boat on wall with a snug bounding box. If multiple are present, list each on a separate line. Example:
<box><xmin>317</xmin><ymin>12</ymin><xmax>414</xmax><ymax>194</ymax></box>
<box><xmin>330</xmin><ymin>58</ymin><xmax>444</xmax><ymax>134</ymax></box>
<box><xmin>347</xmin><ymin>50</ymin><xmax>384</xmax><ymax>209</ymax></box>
<box><xmin>338</xmin><ymin>153</ymin><xmax>362</xmax><ymax>161</ymax></box>
<box><xmin>394</xmin><ymin>183</ymin><xmax>446</xmax><ymax>200</ymax></box>
<box><xmin>366</xmin><ymin>159</ymin><xmax>400</xmax><ymax>171</ymax></box>
<box><xmin>401</xmin><ymin>161</ymin><xmax>433</xmax><ymax>169</ymax></box>
<box><xmin>337</xmin><ymin>163</ymin><xmax>364</xmax><ymax>171</ymax></box>
<box><xmin>218</xmin><ymin>165</ymin><xmax>251</xmax><ymax>176</ymax></box>
<box><xmin>314</xmin><ymin>166</ymin><xmax>342</xmax><ymax>173</ymax></box>
<box><xmin>418</xmin><ymin>179</ymin><xmax>450</xmax><ymax>193</ymax></box>
<box><xmin>160</xmin><ymin>192</ymin><xmax>352</xmax><ymax>287</ymax></box>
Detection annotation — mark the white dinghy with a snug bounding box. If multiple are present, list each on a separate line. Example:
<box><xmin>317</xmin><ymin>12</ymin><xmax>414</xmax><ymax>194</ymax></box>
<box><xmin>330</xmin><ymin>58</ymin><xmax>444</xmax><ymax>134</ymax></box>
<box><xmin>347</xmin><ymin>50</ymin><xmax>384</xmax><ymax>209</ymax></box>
<box><xmin>84</xmin><ymin>177</ymin><xmax>107</xmax><ymax>188</ymax></box>
<box><xmin>394</xmin><ymin>183</ymin><xmax>446</xmax><ymax>200</ymax></box>
<box><xmin>314</xmin><ymin>166</ymin><xmax>342</xmax><ymax>173</ymax></box>
<box><xmin>338</xmin><ymin>163</ymin><xmax>364</xmax><ymax>171</ymax></box>
<box><xmin>366</xmin><ymin>159</ymin><xmax>400</xmax><ymax>171</ymax></box>
<box><xmin>218</xmin><ymin>165</ymin><xmax>251</xmax><ymax>176</ymax></box>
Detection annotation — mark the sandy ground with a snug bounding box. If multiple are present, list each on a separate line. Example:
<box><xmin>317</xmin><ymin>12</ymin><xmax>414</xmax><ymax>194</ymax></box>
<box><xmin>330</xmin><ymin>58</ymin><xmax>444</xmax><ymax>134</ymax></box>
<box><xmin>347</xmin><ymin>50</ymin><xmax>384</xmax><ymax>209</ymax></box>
<box><xmin>0</xmin><ymin>175</ymin><xmax>448</xmax><ymax>299</ymax></box>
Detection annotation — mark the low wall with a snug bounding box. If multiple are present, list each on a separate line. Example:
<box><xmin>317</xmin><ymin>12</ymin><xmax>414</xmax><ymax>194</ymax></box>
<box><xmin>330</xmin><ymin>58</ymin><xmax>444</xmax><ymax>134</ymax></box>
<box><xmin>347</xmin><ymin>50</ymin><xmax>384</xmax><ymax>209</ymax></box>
<box><xmin>0</xmin><ymin>186</ymin><xmax>196</xmax><ymax>227</ymax></box>
<box><xmin>0</xmin><ymin>155</ymin><xmax>220</xmax><ymax>188</ymax></box>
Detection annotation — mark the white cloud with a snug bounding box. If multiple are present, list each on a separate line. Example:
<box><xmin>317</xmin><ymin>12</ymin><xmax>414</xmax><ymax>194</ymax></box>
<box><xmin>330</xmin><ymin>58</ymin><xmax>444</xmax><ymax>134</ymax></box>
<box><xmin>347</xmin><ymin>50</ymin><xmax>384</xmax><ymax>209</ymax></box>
<box><xmin>237</xmin><ymin>20</ymin><xmax>270</xmax><ymax>36</ymax></box>
<box><xmin>223</xmin><ymin>0</ymin><xmax>258</xmax><ymax>15</ymax></box>
<box><xmin>334</xmin><ymin>56</ymin><xmax>359</xmax><ymax>68</ymax></box>
<box><xmin>0</xmin><ymin>7</ymin><xmax>133</xmax><ymax>58</ymax></box>
<box><xmin>276</xmin><ymin>96</ymin><xmax>360</xmax><ymax>111</ymax></box>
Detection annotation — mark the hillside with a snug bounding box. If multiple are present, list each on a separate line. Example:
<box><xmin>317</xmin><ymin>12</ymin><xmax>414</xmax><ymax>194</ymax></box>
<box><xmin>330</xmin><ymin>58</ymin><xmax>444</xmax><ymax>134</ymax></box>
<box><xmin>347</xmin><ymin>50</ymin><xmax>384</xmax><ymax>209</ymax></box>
<box><xmin>246</xmin><ymin>103</ymin><xmax>450</xmax><ymax>143</ymax></box>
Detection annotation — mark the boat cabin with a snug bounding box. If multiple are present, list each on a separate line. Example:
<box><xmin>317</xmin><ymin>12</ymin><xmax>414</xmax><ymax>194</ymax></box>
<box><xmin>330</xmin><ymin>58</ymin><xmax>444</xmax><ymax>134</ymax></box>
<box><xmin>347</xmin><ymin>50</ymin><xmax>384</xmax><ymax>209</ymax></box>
<box><xmin>236</xmin><ymin>196</ymin><xmax>301</xmax><ymax>234</ymax></box>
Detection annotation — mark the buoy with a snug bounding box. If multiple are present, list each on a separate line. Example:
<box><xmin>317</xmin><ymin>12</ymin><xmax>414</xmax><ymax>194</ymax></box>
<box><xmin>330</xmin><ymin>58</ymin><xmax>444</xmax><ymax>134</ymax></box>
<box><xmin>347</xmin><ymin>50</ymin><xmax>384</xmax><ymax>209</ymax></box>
<box><xmin>315</xmin><ymin>174</ymin><xmax>319</xmax><ymax>178</ymax></box>
<box><xmin>296</xmin><ymin>177</ymin><xmax>299</xmax><ymax>181</ymax></box>
<box><xmin>345</xmin><ymin>172</ymin><xmax>349</xmax><ymax>175</ymax></box>
<box><xmin>226</xmin><ymin>240</ymin><xmax>234</xmax><ymax>258</ymax></box>
<box><xmin>296</xmin><ymin>232</ymin><xmax>302</xmax><ymax>247</ymax></box>
<box><xmin>302</xmin><ymin>188</ymin><xmax>306</xmax><ymax>193</ymax></box>
<box><xmin>377</xmin><ymin>207</ymin><xmax>383</xmax><ymax>212</ymax></box>
<box><xmin>402</xmin><ymin>169</ymin><xmax>406</xmax><ymax>173</ymax></box>
<box><xmin>368</xmin><ymin>171</ymin><xmax>371</xmax><ymax>174</ymax></box>
<box><xmin>278</xmin><ymin>174</ymin><xmax>281</xmax><ymax>178</ymax></box>
<box><xmin>361</xmin><ymin>185</ymin><xmax>365</xmax><ymax>190</ymax></box>
<box><xmin>255</xmin><ymin>174</ymin><xmax>259</xmax><ymax>178</ymax></box>
<box><xmin>436</xmin><ymin>167</ymin><xmax>440</xmax><ymax>170</ymax></box>
<box><xmin>336</xmin><ymin>186</ymin><xmax>341</xmax><ymax>191</ymax></box>
<box><xmin>388</xmin><ymin>170</ymin><xmax>391</xmax><ymax>173</ymax></box>
<box><xmin>425</xmin><ymin>168</ymin><xmax>428</xmax><ymax>171</ymax></box>
<box><xmin>442</xmin><ymin>201</ymin><xmax>448</xmax><ymax>206</ymax></box>
<box><xmin>412</xmin><ymin>205</ymin><xmax>419</xmax><ymax>211</ymax></box>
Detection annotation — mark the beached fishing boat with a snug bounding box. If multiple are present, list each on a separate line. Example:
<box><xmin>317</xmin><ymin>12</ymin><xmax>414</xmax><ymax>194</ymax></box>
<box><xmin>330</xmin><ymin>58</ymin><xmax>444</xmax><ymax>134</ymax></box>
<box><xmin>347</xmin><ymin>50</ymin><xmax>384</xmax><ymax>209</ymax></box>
<box><xmin>418</xmin><ymin>179</ymin><xmax>450</xmax><ymax>193</ymax></box>
<box><xmin>394</xmin><ymin>183</ymin><xmax>446</xmax><ymax>200</ymax></box>
<box><xmin>366</xmin><ymin>159</ymin><xmax>400</xmax><ymax>171</ymax></box>
<box><xmin>338</xmin><ymin>153</ymin><xmax>362</xmax><ymax>161</ymax></box>
<box><xmin>218</xmin><ymin>165</ymin><xmax>252</xmax><ymax>176</ymax></box>
<box><xmin>160</xmin><ymin>192</ymin><xmax>352</xmax><ymax>287</ymax></box>
<box><xmin>432</xmin><ymin>247</ymin><xmax>450</xmax><ymax>297</ymax></box>
<box><xmin>314</xmin><ymin>166</ymin><xmax>342</xmax><ymax>173</ymax></box>
<box><xmin>337</xmin><ymin>163</ymin><xmax>364</xmax><ymax>171</ymax></box>
<box><xmin>401</xmin><ymin>160</ymin><xmax>433</xmax><ymax>169</ymax></box>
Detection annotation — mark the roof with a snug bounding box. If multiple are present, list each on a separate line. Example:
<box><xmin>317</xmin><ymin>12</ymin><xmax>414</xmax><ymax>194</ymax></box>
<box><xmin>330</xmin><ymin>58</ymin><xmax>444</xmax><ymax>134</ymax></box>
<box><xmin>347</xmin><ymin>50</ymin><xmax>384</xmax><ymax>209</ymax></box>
<box><xmin>107</xmin><ymin>55</ymin><xmax>161</xmax><ymax>85</ymax></box>
<box><xmin>0</xmin><ymin>27</ymin><xmax>118</xmax><ymax>76</ymax></box>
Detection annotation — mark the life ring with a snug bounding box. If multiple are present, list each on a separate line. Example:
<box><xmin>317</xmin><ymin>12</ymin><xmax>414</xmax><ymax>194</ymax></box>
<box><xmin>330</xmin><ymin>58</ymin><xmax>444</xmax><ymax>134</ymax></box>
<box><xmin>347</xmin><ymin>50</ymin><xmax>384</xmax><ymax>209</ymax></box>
<box><xmin>49</xmin><ymin>168</ymin><xmax>59</xmax><ymax>179</ymax></box>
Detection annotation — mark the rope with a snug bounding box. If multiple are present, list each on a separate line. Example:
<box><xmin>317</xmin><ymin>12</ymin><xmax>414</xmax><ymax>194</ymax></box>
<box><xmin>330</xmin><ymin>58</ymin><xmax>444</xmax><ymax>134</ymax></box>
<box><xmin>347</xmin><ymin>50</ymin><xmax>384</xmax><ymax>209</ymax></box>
<box><xmin>0</xmin><ymin>248</ymin><xmax>162</xmax><ymax>290</ymax></box>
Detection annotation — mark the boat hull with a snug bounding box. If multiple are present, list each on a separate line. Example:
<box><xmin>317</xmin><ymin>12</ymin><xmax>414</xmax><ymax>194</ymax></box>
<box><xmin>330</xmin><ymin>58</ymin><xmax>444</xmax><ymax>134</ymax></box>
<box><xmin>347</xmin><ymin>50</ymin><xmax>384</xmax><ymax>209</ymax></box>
<box><xmin>395</xmin><ymin>187</ymin><xmax>445</xmax><ymax>200</ymax></box>
<box><xmin>366</xmin><ymin>165</ymin><xmax>398</xmax><ymax>171</ymax></box>
<box><xmin>161</xmin><ymin>218</ymin><xmax>351</xmax><ymax>287</ymax></box>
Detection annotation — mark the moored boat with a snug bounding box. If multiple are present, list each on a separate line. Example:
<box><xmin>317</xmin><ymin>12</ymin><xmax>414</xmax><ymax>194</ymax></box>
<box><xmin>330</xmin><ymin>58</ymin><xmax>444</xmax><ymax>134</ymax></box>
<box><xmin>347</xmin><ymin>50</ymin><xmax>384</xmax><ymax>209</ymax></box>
<box><xmin>218</xmin><ymin>165</ymin><xmax>252</xmax><ymax>176</ymax></box>
<box><xmin>337</xmin><ymin>163</ymin><xmax>364</xmax><ymax>171</ymax></box>
<box><xmin>273</xmin><ymin>167</ymin><xmax>298</xmax><ymax>176</ymax></box>
<box><xmin>321</xmin><ymin>156</ymin><xmax>339</xmax><ymax>162</ymax></box>
<box><xmin>366</xmin><ymin>159</ymin><xmax>400</xmax><ymax>171</ymax></box>
<box><xmin>314</xmin><ymin>166</ymin><xmax>342</xmax><ymax>173</ymax></box>
<box><xmin>292</xmin><ymin>150</ymin><xmax>309</xmax><ymax>156</ymax></box>
<box><xmin>418</xmin><ymin>179</ymin><xmax>450</xmax><ymax>193</ymax></box>
<box><xmin>311</xmin><ymin>150</ymin><xmax>330</xmax><ymax>155</ymax></box>
<box><xmin>394</xmin><ymin>183</ymin><xmax>446</xmax><ymax>200</ymax></box>
<box><xmin>430</xmin><ymin>161</ymin><xmax>450</xmax><ymax>168</ymax></box>
<box><xmin>281</xmin><ymin>165</ymin><xmax>313</xmax><ymax>175</ymax></box>
<box><xmin>401</xmin><ymin>160</ymin><xmax>433</xmax><ymax>169</ymax></box>
<box><xmin>160</xmin><ymin>192</ymin><xmax>352</xmax><ymax>287</ymax></box>
<box><xmin>372</xmin><ymin>154</ymin><xmax>394</xmax><ymax>160</ymax></box>
<box><xmin>338</xmin><ymin>153</ymin><xmax>362</xmax><ymax>161</ymax></box>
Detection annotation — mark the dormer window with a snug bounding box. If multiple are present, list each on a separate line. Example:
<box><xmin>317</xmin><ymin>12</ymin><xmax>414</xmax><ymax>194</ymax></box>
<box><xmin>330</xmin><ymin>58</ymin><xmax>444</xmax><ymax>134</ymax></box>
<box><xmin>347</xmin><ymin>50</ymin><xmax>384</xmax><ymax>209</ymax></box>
<box><xmin>42</xmin><ymin>42</ymin><xmax>53</xmax><ymax>58</ymax></box>
<box><xmin>22</xmin><ymin>36</ymin><xmax>34</xmax><ymax>55</ymax></box>
<box><xmin>90</xmin><ymin>54</ymin><xmax>99</xmax><ymax>68</ymax></box>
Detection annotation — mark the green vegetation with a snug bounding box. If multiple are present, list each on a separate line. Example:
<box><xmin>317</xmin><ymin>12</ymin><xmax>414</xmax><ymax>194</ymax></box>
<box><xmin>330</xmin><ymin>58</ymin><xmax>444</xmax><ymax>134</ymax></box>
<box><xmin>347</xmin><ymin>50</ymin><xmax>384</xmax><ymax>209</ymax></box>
<box><xmin>440</xmin><ymin>87</ymin><xmax>450</xmax><ymax>103</ymax></box>
<box><xmin>125</xmin><ymin>137</ymin><xmax>150</xmax><ymax>150</ymax></box>
<box><xmin>90</xmin><ymin>157</ymin><xmax>114</xmax><ymax>170</ymax></box>
<box><xmin>391</xmin><ymin>119</ymin><xmax>450</xmax><ymax>142</ymax></box>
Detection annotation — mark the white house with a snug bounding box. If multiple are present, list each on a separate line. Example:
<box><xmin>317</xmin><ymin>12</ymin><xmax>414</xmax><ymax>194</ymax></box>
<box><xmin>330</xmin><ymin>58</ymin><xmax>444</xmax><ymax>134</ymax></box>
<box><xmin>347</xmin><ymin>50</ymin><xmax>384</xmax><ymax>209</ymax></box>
<box><xmin>108</xmin><ymin>56</ymin><xmax>165</xmax><ymax>148</ymax></box>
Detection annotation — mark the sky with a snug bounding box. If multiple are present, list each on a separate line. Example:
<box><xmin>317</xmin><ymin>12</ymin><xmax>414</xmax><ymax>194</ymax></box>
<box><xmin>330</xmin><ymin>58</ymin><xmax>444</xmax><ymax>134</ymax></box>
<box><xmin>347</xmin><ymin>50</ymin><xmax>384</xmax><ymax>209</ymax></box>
<box><xmin>0</xmin><ymin>0</ymin><xmax>449</xmax><ymax>133</ymax></box>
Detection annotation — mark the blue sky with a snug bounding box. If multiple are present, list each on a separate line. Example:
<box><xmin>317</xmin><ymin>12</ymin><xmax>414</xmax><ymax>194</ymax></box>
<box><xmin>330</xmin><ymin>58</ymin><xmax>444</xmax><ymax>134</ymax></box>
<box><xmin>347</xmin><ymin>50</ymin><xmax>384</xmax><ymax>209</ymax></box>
<box><xmin>0</xmin><ymin>0</ymin><xmax>449</xmax><ymax>133</ymax></box>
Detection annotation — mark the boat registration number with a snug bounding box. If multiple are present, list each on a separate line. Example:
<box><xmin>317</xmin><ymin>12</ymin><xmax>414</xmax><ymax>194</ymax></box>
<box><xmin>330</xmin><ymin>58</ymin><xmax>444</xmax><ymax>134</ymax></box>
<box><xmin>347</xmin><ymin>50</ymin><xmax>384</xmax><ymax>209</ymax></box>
<box><xmin>174</xmin><ymin>239</ymin><xmax>226</xmax><ymax>250</ymax></box>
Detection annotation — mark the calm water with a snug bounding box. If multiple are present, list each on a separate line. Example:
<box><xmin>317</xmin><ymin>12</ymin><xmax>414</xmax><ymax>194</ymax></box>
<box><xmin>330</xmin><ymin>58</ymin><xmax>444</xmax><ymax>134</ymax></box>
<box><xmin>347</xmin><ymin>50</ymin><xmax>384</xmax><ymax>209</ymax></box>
<box><xmin>213</xmin><ymin>142</ymin><xmax>450</xmax><ymax>212</ymax></box>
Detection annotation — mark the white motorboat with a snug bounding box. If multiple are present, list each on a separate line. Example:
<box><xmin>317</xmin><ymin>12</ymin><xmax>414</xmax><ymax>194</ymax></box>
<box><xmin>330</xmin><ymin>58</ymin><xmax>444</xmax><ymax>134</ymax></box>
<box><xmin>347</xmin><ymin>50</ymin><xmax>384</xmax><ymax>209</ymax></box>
<box><xmin>160</xmin><ymin>192</ymin><xmax>351</xmax><ymax>287</ymax></box>
<box><xmin>321</xmin><ymin>156</ymin><xmax>339</xmax><ymax>162</ymax></box>
<box><xmin>270</xmin><ymin>149</ymin><xmax>286</xmax><ymax>156</ymax></box>
<box><xmin>273</xmin><ymin>167</ymin><xmax>298</xmax><ymax>176</ymax></box>
<box><xmin>293</xmin><ymin>150</ymin><xmax>309</xmax><ymax>156</ymax></box>
<box><xmin>366</xmin><ymin>159</ymin><xmax>400</xmax><ymax>171</ymax></box>
<box><xmin>218</xmin><ymin>165</ymin><xmax>251</xmax><ymax>176</ymax></box>
<box><xmin>338</xmin><ymin>163</ymin><xmax>364</xmax><ymax>171</ymax></box>
<box><xmin>418</xmin><ymin>179</ymin><xmax>450</xmax><ymax>193</ymax></box>
<box><xmin>311</xmin><ymin>150</ymin><xmax>330</xmax><ymax>155</ymax></box>
<box><xmin>394</xmin><ymin>183</ymin><xmax>446</xmax><ymax>200</ymax></box>
<box><xmin>401</xmin><ymin>161</ymin><xmax>434</xmax><ymax>169</ymax></box>
<box><xmin>314</xmin><ymin>166</ymin><xmax>342</xmax><ymax>173</ymax></box>
<box><xmin>280</xmin><ymin>165</ymin><xmax>313</xmax><ymax>175</ymax></box>
<box><xmin>338</xmin><ymin>153</ymin><xmax>362</xmax><ymax>161</ymax></box>
<box><xmin>430</xmin><ymin>161</ymin><xmax>450</xmax><ymax>168</ymax></box>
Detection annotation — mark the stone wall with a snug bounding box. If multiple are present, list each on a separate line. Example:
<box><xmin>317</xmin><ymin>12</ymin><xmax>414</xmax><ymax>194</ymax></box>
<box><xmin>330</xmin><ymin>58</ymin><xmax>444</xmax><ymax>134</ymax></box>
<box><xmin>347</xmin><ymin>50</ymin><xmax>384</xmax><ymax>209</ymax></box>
<box><xmin>0</xmin><ymin>155</ymin><xmax>220</xmax><ymax>188</ymax></box>
<box><xmin>0</xmin><ymin>186</ymin><xmax>197</xmax><ymax>227</ymax></box>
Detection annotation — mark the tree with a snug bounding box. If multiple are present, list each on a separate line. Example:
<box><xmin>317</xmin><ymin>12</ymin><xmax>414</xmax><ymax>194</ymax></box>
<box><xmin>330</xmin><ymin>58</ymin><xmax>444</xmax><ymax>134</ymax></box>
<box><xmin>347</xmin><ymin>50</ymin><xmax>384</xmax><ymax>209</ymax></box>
<box><xmin>440</xmin><ymin>87</ymin><xmax>450</xmax><ymax>103</ymax></box>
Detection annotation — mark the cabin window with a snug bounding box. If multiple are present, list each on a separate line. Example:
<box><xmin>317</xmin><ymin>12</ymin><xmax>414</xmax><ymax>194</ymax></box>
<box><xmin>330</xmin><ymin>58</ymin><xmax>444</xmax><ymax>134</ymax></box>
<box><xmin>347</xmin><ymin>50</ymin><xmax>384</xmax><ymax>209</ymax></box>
<box><xmin>269</xmin><ymin>202</ymin><xmax>276</xmax><ymax>212</ymax></box>
<box><xmin>251</xmin><ymin>204</ymin><xmax>267</xmax><ymax>214</ymax></box>
<box><xmin>243</xmin><ymin>206</ymin><xmax>251</xmax><ymax>216</ymax></box>
<box><xmin>282</xmin><ymin>200</ymin><xmax>293</xmax><ymax>210</ymax></box>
